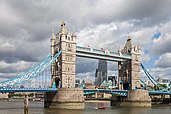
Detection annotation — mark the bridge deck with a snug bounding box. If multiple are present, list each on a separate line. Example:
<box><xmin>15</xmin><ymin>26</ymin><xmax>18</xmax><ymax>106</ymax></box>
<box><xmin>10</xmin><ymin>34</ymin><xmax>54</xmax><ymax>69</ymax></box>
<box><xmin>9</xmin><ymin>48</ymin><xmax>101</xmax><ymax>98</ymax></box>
<box><xmin>0</xmin><ymin>88</ymin><xmax>57</xmax><ymax>93</ymax></box>
<box><xmin>1</xmin><ymin>88</ymin><xmax>171</xmax><ymax>96</ymax></box>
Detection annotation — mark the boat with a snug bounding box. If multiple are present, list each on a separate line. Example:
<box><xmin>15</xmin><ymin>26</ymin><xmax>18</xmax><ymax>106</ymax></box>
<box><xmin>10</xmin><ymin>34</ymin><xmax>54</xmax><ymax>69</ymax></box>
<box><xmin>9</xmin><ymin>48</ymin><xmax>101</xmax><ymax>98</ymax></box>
<box><xmin>98</xmin><ymin>105</ymin><xmax>106</xmax><ymax>110</ymax></box>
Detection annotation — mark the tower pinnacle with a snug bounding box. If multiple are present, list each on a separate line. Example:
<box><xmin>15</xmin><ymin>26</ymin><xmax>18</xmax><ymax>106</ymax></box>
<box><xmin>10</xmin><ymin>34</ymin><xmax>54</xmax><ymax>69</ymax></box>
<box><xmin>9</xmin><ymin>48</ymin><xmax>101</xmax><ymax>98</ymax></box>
<box><xmin>60</xmin><ymin>20</ymin><xmax>67</xmax><ymax>34</ymax></box>
<box><xmin>52</xmin><ymin>29</ymin><xmax>55</xmax><ymax>39</ymax></box>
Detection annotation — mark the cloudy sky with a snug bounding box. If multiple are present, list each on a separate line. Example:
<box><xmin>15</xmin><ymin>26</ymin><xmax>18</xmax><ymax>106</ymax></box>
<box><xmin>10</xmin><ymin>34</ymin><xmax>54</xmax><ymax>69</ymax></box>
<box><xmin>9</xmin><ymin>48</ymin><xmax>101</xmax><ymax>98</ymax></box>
<box><xmin>0</xmin><ymin>0</ymin><xmax>171</xmax><ymax>82</ymax></box>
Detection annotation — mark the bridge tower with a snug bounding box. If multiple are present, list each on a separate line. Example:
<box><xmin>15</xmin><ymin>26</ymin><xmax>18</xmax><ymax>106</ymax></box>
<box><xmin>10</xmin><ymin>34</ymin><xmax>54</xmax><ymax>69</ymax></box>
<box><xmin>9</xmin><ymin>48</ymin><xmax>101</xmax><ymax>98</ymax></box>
<box><xmin>118</xmin><ymin>36</ymin><xmax>141</xmax><ymax>90</ymax></box>
<box><xmin>45</xmin><ymin>21</ymin><xmax>84</xmax><ymax>109</ymax></box>
<box><xmin>51</xmin><ymin>20</ymin><xmax>76</xmax><ymax>88</ymax></box>
<box><xmin>112</xmin><ymin>36</ymin><xmax>151</xmax><ymax>107</ymax></box>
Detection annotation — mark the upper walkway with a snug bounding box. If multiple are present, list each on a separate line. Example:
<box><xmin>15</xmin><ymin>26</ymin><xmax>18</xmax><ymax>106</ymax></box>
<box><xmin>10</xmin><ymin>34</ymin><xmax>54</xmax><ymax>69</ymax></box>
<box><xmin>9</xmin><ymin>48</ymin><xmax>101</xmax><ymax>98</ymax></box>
<box><xmin>76</xmin><ymin>46</ymin><xmax>132</xmax><ymax>61</ymax></box>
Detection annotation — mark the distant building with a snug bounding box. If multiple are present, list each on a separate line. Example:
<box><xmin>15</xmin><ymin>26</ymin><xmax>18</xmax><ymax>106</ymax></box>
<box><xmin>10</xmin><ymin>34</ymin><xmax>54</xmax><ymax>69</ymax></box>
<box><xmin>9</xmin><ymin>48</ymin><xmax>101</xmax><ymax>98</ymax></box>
<box><xmin>84</xmin><ymin>80</ymin><xmax>96</xmax><ymax>89</ymax></box>
<box><xmin>157</xmin><ymin>78</ymin><xmax>170</xmax><ymax>86</ymax></box>
<box><xmin>75</xmin><ymin>79</ymin><xmax>81</xmax><ymax>88</ymax></box>
<box><xmin>108</xmin><ymin>76</ymin><xmax>117</xmax><ymax>86</ymax></box>
<box><xmin>80</xmin><ymin>79</ymin><xmax>86</xmax><ymax>89</ymax></box>
<box><xmin>145</xmin><ymin>80</ymin><xmax>154</xmax><ymax>87</ymax></box>
<box><xmin>0</xmin><ymin>93</ymin><xmax>8</xmax><ymax>99</ymax></box>
<box><xmin>95</xmin><ymin>59</ymin><xmax>107</xmax><ymax>86</ymax></box>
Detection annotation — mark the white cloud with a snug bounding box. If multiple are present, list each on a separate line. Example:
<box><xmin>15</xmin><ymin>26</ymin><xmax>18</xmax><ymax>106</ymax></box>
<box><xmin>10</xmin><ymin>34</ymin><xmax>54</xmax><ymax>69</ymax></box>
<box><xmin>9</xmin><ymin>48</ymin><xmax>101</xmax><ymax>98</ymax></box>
<box><xmin>141</xmin><ymin>54</ymin><xmax>150</xmax><ymax>64</ymax></box>
<box><xmin>155</xmin><ymin>53</ymin><xmax>171</xmax><ymax>68</ymax></box>
<box><xmin>152</xmin><ymin>32</ymin><xmax>171</xmax><ymax>55</ymax></box>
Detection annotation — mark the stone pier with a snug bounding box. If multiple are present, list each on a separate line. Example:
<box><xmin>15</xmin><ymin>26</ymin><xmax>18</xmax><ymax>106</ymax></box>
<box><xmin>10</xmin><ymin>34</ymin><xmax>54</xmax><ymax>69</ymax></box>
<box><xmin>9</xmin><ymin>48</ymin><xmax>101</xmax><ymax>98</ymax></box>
<box><xmin>44</xmin><ymin>88</ymin><xmax>85</xmax><ymax>109</ymax></box>
<box><xmin>111</xmin><ymin>90</ymin><xmax>151</xmax><ymax>107</ymax></box>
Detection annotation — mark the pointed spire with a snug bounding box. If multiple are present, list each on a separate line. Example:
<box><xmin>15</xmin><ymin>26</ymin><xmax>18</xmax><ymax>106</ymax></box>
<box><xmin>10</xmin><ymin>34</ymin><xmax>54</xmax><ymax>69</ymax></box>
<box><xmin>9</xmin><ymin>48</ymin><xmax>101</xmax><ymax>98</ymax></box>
<box><xmin>52</xmin><ymin>29</ymin><xmax>55</xmax><ymax>39</ymax></box>
<box><xmin>60</xmin><ymin>20</ymin><xmax>67</xmax><ymax>34</ymax></box>
<box><xmin>127</xmin><ymin>35</ymin><xmax>131</xmax><ymax>41</ymax></box>
<box><xmin>122</xmin><ymin>36</ymin><xmax>132</xmax><ymax>54</ymax></box>
<box><xmin>137</xmin><ymin>42</ymin><xmax>140</xmax><ymax>49</ymax></box>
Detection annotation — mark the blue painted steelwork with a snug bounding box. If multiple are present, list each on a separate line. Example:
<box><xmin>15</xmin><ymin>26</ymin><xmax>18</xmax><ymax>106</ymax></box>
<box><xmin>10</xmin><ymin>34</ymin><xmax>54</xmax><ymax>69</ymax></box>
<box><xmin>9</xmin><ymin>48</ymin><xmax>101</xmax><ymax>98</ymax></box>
<box><xmin>110</xmin><ymin>92</ymin><xmax>127</xmax><ymax>96</ymax></box>
<box><xmin>141</xmin><ymin>64</ymin><xmax>159</xmax><ymax>85</ymax></box>
<box><xmin>0</xmin><ymin>88</ymin><xmax>57</xmax><ymax>93</ymax></box>
<box><xmin>83</xmin><ymin>89</ymin><xmax>128</xmax><ymax>96</ymax></box>
<box><xmin>83</xmin><ymin>89</ymin><xmax>128</xmax><ymax>93</ymax></box>
<box><xmin>83</xmin><ymin>91</ymin><xmax>127</xmax><ymax>96</ymax></box>
<box><xmin>0</xmin><ymin>50</ymin><xmax>62</xmax><ymax>87</ymax></box>
<box><xmin>1</xmin><ymin>87</ymin><xmax>171</xmax><ymax>97</ymax></box>
<box><xmin>141</xmin><ymin>64</ymin><xmax>171</xmax><ymax>91</ymax></box>
<box><xmin>76</xmin><ymin>46</ymin><xmax>131</xmax><ymax>61</ymax></box>
<box><xmin>0</xmin><ymin>54</ymin><xmax>50</xmax><ymax>85</ymax></box>
<box><xmin>84</xmin><ymin>92</ymin><xmax>95</xmax><ymax>95</ymax></box>
<box><xmin>149</xmin><ymin>91</ymin><xmax>171</xmax><ymax>95</ymax></box>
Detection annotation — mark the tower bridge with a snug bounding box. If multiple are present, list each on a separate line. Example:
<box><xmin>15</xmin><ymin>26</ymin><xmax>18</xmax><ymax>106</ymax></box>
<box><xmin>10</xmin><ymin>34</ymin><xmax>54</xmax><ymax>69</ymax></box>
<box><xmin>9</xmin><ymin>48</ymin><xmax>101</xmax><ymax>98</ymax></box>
<box><xmin>1</xmin><ymin>21</ymin><xmax>168</xmax><ymax>109</ymax></box>
<box><xmin>44</xmin><ymin>21</ymin><xmax>151</xmax><ymax>108</ymax></box>
<box><xmin>51</xmin><ymin>21</ymin><xmax>141</xmax><ymax>90</ymax></box>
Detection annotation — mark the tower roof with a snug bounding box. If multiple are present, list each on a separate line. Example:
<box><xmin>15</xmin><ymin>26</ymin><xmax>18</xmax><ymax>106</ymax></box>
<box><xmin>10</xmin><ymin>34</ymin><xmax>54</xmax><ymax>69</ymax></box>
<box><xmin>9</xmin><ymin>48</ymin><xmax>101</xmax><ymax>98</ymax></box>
<box><xmin>122</xmin><ymin>36</ymin><xmax>132</xmax><ymax>53</ymax></box>
<box><xmin>125</xmin><ymin>36</ymin><xmax>132</xmax><ymax>47</ymax></box>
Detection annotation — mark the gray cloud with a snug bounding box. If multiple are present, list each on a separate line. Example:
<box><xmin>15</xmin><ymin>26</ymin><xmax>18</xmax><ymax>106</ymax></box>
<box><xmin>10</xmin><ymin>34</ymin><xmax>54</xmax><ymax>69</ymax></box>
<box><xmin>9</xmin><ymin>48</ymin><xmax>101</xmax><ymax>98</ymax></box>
<box><xmin>0</xmin><ymin>0</ymin><xmax>171</xmax><ymax>81</ymax></box>
<box><xmin>76</xmin><ymin>57</ymin><xmax>97</xmax><ymax>74</ymax></box>
<box><xmin>151</xmin><ymin>22</ymin><xmax>171</xmax><ymax>55</ymax></box>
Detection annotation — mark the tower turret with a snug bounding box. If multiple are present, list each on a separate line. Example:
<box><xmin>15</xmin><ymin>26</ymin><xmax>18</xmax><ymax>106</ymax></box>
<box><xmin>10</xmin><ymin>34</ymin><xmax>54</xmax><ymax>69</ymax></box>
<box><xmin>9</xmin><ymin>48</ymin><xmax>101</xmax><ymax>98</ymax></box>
<box><xmin>51</xmin><ymin>29</ymin><xmax>55</xmax><ymax>57</ymax></box>
<box><xmin>60</xmin><ymin>20</ymin><xmax>68</xmax><ymax>34</ymax></box>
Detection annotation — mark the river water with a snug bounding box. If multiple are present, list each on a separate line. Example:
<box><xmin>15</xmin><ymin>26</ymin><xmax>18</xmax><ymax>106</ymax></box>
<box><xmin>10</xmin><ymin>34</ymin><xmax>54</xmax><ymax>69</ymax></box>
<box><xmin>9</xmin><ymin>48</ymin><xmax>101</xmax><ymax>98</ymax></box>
<box><xmin>0</xmin><ymin>100</ymin><xmax>171</xmax><ymax>114</ymax></box>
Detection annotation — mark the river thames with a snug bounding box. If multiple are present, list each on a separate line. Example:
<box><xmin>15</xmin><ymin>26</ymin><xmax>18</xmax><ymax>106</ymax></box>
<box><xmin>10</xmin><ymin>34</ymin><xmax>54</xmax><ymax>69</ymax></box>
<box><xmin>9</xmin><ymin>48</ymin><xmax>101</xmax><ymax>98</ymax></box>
<box><xmin>0</xmin><ymin>100</ymin><xmax>171</xmax><ymax>114</ymax></box>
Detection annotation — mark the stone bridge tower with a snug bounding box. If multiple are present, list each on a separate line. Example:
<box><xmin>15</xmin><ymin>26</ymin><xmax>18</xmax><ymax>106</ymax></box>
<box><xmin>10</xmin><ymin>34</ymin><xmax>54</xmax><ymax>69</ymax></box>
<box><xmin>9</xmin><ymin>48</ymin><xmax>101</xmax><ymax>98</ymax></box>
<box><xmin>51</xmin><ymin>21</ymin><xmax>76</xmax><ymax>88</ymax></box>
<box><xmin>113</xmin><ymin>37</ymin><xmax>151</xmax><ymax>107</ymax></box>
<box><xmin>118</xmin><ymin>36</ymin><xmax>141</xmax><ymax>90</ymax></box>
<box><xmin>45</xmin><ymin>21</ymin><xmax>84</xmax><ymax>109</ymax></box>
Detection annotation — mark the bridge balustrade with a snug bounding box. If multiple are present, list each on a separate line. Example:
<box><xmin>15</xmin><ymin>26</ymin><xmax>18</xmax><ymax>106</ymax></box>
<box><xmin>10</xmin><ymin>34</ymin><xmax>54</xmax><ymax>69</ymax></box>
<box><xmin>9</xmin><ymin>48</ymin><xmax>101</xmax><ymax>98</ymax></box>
<box><xmin>92</xmin><ymin>49</ymin><xmax>105</xmax><ymax>54</ymax></box>
<box><xmin>76</xmin><ymin>46</ymin><xmax>91</xmax><ymax>51</ymax></box>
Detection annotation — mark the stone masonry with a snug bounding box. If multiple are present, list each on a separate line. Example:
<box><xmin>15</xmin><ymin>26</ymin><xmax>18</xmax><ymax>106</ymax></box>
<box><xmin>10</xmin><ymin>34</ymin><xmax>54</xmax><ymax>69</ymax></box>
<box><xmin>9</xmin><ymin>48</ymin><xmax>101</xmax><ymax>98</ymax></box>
<box><xmin>118</xmin><ymin>36</ymin><xmax>141</xmax><ymax>90</ymax></box>
<box><xmin>51</xmin><ymin>21</ymin><xmax>76</xmax><ymax>88</ymax></box>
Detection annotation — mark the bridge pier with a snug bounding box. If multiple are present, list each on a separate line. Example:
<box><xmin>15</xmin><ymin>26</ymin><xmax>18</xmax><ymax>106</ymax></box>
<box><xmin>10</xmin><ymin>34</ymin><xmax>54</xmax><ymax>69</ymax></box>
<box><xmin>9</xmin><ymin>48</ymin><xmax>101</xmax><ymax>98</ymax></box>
<box><xmin>111</xmin><ymin>90</ymin><xmax>151</xmax><ymax>107</ymax></box>
<box><xmin>44</xmin><ymin>88</ymin><xmax>85</xmax><ymax>109</ymax></box>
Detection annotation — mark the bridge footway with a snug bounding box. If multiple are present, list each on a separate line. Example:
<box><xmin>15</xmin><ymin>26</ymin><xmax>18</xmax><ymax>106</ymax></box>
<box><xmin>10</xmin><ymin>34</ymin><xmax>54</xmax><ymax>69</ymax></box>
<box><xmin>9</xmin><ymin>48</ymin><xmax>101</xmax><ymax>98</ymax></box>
<box><xmin>111</xmin><ymin>90</ymin><xmax>151</xmax><ymax>107</ymax></box>
<box><xmin>44</xmin><ymin>88</ymin><xmax>85</xmax><ymax>109</ymax></box>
